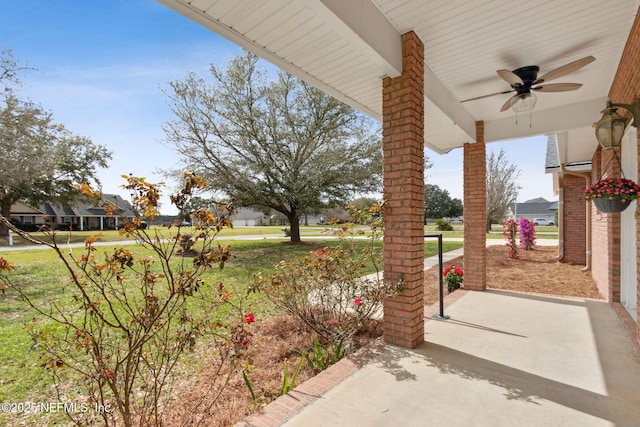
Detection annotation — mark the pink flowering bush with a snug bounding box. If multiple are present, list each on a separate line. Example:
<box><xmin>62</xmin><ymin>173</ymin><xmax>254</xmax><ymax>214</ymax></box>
<box><xmin>519</xmin><ymin>217</ymin><xmax>536</xmax><ymax>251</ymax></box>
<box><xmin>584</xmin><ymin>177</ymin><xmax>640</xmax><ymax>202</ymax></box>
<box><xmin>443</xmin><ymin>264</ymin><xmax>464</xmax><ymax>292</ymax></box>
<box><xmin>503</xmin><ymin>218</ymin><xmax>519</xmax><ymax>260</ymax></box>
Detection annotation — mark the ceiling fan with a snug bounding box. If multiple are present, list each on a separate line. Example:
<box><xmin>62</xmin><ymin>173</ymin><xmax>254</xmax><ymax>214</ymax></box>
<box><xmin>462</xmin><ymin>56</ymin><xmax>595</xmax><ymax>112</ymax></box>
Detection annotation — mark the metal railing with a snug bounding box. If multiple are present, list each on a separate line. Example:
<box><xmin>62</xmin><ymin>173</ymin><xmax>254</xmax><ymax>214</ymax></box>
<box><xmin>424</xmin><ymin>233</ymin><xmax>450</xmax><ymax>320</ymax></box>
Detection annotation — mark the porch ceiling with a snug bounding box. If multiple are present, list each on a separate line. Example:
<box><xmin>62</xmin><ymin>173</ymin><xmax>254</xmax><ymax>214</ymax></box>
<box><xmin>158</xmin><ymin>0</ymin><xmax>640</xmax><ymax>162</ymax></box>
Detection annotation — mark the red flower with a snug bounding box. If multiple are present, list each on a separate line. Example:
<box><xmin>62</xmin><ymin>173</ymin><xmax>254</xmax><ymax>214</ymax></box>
<box><xmin>244</xmin><ymin>313</ymin><xmax>255</xmax><ymax>324</ymax></box>
<box><xmin>354</xmin><ymin>297</ymin><xmax>362</xmax><ymax>307</ymax></box>
<box><xmin>454</xmin><ymin>268</ymin><xmax>464</xmax><ymax>276</ymax></box>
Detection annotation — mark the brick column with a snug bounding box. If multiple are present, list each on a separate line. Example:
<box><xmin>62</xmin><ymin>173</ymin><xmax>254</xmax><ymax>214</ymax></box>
<box><xmin>560</xmin><ymin>174</ymin><xmax>587</xmax><ymax>265</ymax></box>
<box><xmin>382</xmin><ymin>31</ymin><xmax>425</xmax><ymax>348</ymax></box>
<box><xmin>463</xmin><ymin>122</ymin><xmax>487</xmax><ymax>291</ymax></box>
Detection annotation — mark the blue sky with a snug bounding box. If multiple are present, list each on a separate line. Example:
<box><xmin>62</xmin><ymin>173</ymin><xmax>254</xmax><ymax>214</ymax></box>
<box><xmin>1</xmin><ymin>0</ymin><xmax>554</xmax><ymax>214</ymax></box>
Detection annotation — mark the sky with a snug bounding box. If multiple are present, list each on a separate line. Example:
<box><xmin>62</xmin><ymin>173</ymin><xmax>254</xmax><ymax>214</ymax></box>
<box><xmin>0</xmin><ymin>0</ymin><xmax>555</xmax><ymax>215</ymax></box>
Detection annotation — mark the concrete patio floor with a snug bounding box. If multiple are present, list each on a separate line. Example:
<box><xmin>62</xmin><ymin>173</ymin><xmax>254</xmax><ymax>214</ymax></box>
<box><xmin>239</xmin><ymin>290</ymin><xmax>640</xmax><ymax>427</ymax></box>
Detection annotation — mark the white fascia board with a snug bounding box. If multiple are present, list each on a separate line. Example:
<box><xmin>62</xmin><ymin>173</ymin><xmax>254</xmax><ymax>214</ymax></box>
<box><xmin>555</xmin><ymin>131</ymin><xmax>569</xmax><ymax>166</ymax></box>
<box><xmin>484</xmin><ymin>97</ymin><xmax>609</xmax><ymax>143</ymax></box>
<box><xmin>301</xmin><ymin>0</ymin><xmax>403</xmax><ymax>78</ymax></box>
<box><xmin>424</xmin><ymin>63</ymin><xmax>476</xmax><ymax>142</ymax></box>
<box><xmin>157</xmin><ymin>0</ymin><xmax>382</xmax><ymax>120</ymax></box>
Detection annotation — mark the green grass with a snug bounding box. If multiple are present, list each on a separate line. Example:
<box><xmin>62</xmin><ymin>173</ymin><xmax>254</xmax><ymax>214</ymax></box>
<box><xmin>1</xmin><ymin>222</ymin><xmax>558</xmax><ymax>248</ymax></box>
<box><xmin>0</xmin><ymin>225</ymin><xmax>331</xmax><ymax>247</ymax></box>
<box><xmin>0</xmin><ymin>235</ymin><xmax>463</xmax><ymax>421</ymax></box>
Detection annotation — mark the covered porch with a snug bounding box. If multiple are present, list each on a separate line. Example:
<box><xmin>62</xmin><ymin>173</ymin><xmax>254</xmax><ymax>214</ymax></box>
<box><xmin>239</xmin><ymin>289</ymin><xmax>640</xmax><ymax>426</ymax></box>
<box><xmin>156</xmin><ymin>0</ymin><xmax>640</xmax><ymax>349</ymax></box>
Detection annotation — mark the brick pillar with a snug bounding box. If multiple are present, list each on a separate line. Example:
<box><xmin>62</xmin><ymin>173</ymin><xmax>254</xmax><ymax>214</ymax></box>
<box><xmin>382</xmin><ymin>31</ymin><xmax>424</xmax><ymax>348</ymax></box>
<box><xmin>463</xmin><ymin>122</ymin><xmax>487</xmax><ymax>291</ymax></box>
<box><xmin>560</xmin><ymin>174</ymin><xmax>587</xmax><ymax>265</ymax></box>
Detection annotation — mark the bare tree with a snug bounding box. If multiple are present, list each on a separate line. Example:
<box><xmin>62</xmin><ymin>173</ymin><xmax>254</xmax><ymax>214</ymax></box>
<box><xmin>0</xmin><ymin>47</ymin><xmax>31</xmax><ymax>92</ymax></box>
<box><xmin>162</xmin><ymin>52</ymin><xmax>382</xmax><ymax>243</ymax></box>
<box><xmin>486</xmin><ymin>148</ymin><xmax>521</xmax><ymax>231</ymax></box>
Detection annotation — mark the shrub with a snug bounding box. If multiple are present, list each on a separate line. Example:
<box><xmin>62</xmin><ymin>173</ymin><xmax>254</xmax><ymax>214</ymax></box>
<box><xmin>178</xmin><ymin>232</ymin><xmax>196</xmax><ymax>253</ymax></box>
<box><xmin>254</xmin><ymin>202</ymin><xmax>402</xmax><ymax>345</ymax></box>
<box><xmin>0</xmin><ymin>173</ymin><xmax>253</xmax><ymax>427</ymax></box>
<box><xmin>503</xmin><ymin>218</ymin><xmax>519</xmax><ymax>260</ymax></box>
<box><xmin>519</xmin><ymin>217</ymin><xmax>536</xmax><ymax>250</ymax></box>
<box><xmin>434</xmin><ymin>219</ymin><xmax>453</xmax><ymax>231</ymax></box>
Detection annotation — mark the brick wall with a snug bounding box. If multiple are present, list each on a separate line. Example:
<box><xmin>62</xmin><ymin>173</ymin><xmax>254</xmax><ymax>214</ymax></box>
<box><xmin>561</xmin><ymin>174</ymin><xmax>587</xmax><ymax>265</ymax></box>
<box><xmin>381</xmin><ymin>31</ymin><xmax>425</xmax><ymax>348</ymax></box>
<box><xmin>590</xmin><ymin>148</ymin><xmax>622</xmax><ymax>302</ymax></box>
<box><xmin>463</xmin><ymin>122</ymin><xmax>487</xmax><ymax>291</ymax></box>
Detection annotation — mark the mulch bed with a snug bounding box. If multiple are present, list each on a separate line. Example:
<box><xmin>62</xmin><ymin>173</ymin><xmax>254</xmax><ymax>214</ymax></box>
<box><xmin>424</xmin><ymin>245</ymin><xmax>602</xmax><ymax>302</ymax></box>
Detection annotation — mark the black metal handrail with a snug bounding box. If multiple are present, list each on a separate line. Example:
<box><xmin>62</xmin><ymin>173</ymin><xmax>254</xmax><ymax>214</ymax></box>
<box><xmin>424</xmin><ymin>233</ymin><xmax>449</xmax><ymax>320</ymax></box>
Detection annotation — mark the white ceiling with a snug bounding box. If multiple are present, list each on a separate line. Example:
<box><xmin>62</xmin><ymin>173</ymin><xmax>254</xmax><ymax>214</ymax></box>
<box><xmin>158</xmin><ymin>0</ymin><xmax>640</xmax><ymax>164</ymax></box>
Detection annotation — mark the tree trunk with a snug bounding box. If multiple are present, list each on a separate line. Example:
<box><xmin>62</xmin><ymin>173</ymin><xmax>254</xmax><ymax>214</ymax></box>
<box><xmin>287</xmin><ymin>210</ymin><xmax>301</xmax><ymax>243</ymax></box>
<box><xmin>0</xmin><ymin>198</ymin><xmax>12</xmax><ymax>237</ymax></box>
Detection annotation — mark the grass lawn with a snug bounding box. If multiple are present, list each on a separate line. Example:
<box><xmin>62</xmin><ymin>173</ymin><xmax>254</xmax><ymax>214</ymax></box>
<box><xmin>0</xmin><ymin>235</ymin><xmax>462</xmax><ymax>424</ymax></box>
<box><xmin>0</xmin><ymin>225</ymin><xmax>306</xmax><ymax>247</ymax></box>
<box><xmin>1</xmin><ymin>222</ymin><xmax>559</xmax><ymax>248</ymax></box>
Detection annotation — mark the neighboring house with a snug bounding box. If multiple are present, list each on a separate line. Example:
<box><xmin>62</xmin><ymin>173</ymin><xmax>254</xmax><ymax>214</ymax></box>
<box><xmin>233</xmin><ymin>208</ymin><xmax>269</xmax><ymax>227</ymax></box>
<box><xmin>511</xmin><ymin>198</ymin><xmax>558</xmax><ymax>223</ymax></box>
<box><xmin>9</xmin><ymin>194</ymin><xmax>137</xmax><ymax>231</ymax></box>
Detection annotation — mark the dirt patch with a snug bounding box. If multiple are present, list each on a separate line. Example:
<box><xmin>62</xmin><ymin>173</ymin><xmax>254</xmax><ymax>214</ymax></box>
<box><xmin>164</xmin><ymin>315</ymin><xmax>383</xmax><ymax>426</ymax></box>
<box><xmin>170</xmin><ymin>245</ymin><xmax>601</xmax><ymax>426</ymax></box>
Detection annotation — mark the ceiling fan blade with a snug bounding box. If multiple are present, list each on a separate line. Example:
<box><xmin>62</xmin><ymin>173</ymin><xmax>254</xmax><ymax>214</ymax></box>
<box><xmin>500</xmin><ymin>94</ymin><xmax>520</xmax><ymax>112</ymax></box>
<box><xmin>532</xmin><ymin>82</ymin><xmax>583</xmax><ymax>92</ymax></box>
<box><xmin>461</xmin><ymin>89</ymin><xmax>513</xmax><ymax>102</ymax></box>
<box><xmin>534</xmin><ymin>56</ymin><xmax>595</xmax><ymax>84</ymax></box>
<box><xmin>497</xmin><ymin>69</ymin><xmax>524</xmax><ymax>86</ymax></box>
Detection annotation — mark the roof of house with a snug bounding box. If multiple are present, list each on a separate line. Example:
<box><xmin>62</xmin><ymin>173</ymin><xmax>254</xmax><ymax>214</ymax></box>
<box><xmin>513</xmin><ymin>198</ymin><xmax>558</xmax><ymax>216</ymax></box>
<box><xmin>37</xmin><ymin>194</ymin><xmax>137</xmax><ymax>218</ymax></box>
<box><xmin>234</xmin><ymin>207</ymin><xmax>267</xmax><ymax>220</ymax></box>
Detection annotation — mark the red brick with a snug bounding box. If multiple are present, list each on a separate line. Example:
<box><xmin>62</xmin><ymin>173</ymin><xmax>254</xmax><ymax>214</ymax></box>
<box><xmin>382</xmin><ymin>31</ymin><xmax>425</xmax><ymax>348</ymax></box>
<box><xmin>463</xmin><ymin>125</ymin><xmax>487</xmax><ymax>291</ymax></box>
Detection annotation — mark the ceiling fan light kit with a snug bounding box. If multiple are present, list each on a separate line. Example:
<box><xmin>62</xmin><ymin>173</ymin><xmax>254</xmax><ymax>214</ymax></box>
<box><xmin>511</xmin><ymin>93</ymin><xmax>537</xmax><ymax>113</ymax></box>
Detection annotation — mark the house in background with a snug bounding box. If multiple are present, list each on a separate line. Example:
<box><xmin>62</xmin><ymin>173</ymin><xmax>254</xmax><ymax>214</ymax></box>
<box><xmin>233</xmin><ymin>208</ymin><xmax>269</xmax><ymax>227</ymax></box>
<box><xmin>9</xmin><ymin>194</ymin><xmax>137</xmax><ymax>231</ymax></box>
<box><xmin>511</xmin><ymin>197</ymin><xmax>558</xmax><ymax>224</ymax></box>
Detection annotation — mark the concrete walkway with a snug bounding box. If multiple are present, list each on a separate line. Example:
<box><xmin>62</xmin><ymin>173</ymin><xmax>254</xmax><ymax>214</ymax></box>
<box><xmin>238</xmin><ymin>279</ymin><xmax>640</xmax><ymax>427</ymax></box>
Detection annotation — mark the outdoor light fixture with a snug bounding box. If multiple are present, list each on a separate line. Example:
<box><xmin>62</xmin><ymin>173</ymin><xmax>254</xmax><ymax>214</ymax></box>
<box><xmin>593</xmin><ymin>99</ymin><xmax>640</xmax><ymax>150</ymax></box>
<box><xmin>511</xmin><ymin>92</ymin><xmax>537</xmax><ymax>113</ymax></box>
